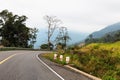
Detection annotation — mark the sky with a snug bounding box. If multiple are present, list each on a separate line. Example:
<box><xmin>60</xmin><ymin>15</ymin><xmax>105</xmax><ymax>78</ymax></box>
<box><xmin>0</xmin><ymin>0</ymin><xmax>120</xmax><ymax>33</ymax></box>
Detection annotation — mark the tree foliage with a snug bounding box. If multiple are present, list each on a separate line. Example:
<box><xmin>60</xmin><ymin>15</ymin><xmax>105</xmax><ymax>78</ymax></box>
<box><xmin>85</xmin><ymin>30</ymin><xmax>120</xmax><ymax>44</ymax></box>
<box><xmin>0</xmin><ymin>10</ymin><xmax>38</xmax><ymax>48</ymax></box>
<box><xmin>29</xmin><ymin>28</ymin><xmax>38</xmax><ymax>48</ymax></box>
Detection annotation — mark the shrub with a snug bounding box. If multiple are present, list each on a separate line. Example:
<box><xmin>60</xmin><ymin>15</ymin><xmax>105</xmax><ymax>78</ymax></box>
<box><xmin>40</xmin><ymin>44</ymin><xmax>49</xmax><ymax>49</ymax></box>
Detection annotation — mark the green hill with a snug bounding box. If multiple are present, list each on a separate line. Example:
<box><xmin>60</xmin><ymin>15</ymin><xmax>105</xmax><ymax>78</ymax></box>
<box><xmin>85</xmin><ymin>30</ymin><xmax>120</xmax><ymax>44</ymax></box>
<box><xmin>91</xmin><ymin>22</ymin><xmax>120</xmax><ymax>38</ymax></box>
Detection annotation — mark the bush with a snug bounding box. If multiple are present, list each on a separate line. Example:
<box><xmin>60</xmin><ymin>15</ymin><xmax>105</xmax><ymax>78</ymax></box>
<box><xmin>40</xmin><ymin>43</ymin><xmax>53</xmax><ymax>50</ymax></box>
<box><xmin>40</xmin><ymin>44</ymin><xmax>49</xmax><ymax>50</ymax></box>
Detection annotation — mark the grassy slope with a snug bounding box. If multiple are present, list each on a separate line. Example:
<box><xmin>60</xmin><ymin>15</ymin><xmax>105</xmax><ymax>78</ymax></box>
<box><xmin>41</xmin><ymin>41</ymin><xmax>120</xmax><ymax>80</ymax></box>
<box><xmin>78</xmin><ymin>41</ymin><xmax>120</xmax><ymax>80</ymax></box>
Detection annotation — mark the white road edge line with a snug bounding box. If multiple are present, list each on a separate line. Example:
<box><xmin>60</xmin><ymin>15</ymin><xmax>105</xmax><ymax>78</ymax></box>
<box><xmin>36</xmin><ymin>54</ymin><xmax>65</xmax><ymax>80</ymax></box>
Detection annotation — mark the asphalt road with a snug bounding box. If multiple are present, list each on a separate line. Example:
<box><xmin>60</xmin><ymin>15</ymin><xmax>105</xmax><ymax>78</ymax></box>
<box><xmin>0</xmin><ymin>51</ymin><xmax>92</xmax><ymax>80</ymax></box>
<box><xmin>0</xmin><ymin>51</ymin><xmax>62</xmax><ymax>80</ymax></box>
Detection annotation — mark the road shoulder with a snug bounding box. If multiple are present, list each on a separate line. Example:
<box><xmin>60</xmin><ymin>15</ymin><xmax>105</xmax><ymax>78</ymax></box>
<box><xmin>38</xmin><ymin>54</ymin><xmax>93</xmax><ymax>80</ymax></box>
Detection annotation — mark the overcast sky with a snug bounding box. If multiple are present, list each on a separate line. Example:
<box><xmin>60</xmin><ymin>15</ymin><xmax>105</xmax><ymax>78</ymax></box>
<box><xmin>0</xmin><ymin>0</ymin><xmax>120</xmax><ymax>33</ymax></box>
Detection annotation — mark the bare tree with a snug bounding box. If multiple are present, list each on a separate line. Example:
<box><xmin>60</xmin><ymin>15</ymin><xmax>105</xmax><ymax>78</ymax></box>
<box><xmin>55</xmin><ymin>27</ymin><xmax>70</xmax><ymax>50</ymax></box>
<box><xmin>44</xmin><ymin>15</ymin><xmax>61</xmax><ymax>50</ymax></box>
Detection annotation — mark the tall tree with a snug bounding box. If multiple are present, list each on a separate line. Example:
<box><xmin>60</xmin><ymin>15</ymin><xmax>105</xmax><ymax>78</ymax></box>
<box><xmin>0</xmin><ymin>10</ymin><xmax>35</xmax><ymax>48</ymax></box>
<box><xmin>44</xmin><ymin>15</ymin><xmax>61</xmax><ymax>50</ymax></box>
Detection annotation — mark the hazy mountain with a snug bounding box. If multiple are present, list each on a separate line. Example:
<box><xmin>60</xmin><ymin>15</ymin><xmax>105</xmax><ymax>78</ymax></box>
<box><xmin>34</xmin><ymin>29</ymin><xmax>89</xmax><ymax>49</ymax></box>
<box><xmin>91</xmin><ymin>22</ymin><xmax>120</xmax><ymax>38</ymax></box>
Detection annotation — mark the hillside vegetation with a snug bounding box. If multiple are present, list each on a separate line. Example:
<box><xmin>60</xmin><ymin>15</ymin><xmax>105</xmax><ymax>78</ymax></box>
<box><xmin>42</xmin><ymin>41</ymin><xmax>120</xmax><ymax>80</ymax></box>
<box><xmin>78</xmin><ymin>41</ymin><xmax>120</xmax><ymax>80</ymax></box>
<box><xmin>85</xmin><ymin>30</ymin><xmax>120</xmax><ymax>44</ymax></box>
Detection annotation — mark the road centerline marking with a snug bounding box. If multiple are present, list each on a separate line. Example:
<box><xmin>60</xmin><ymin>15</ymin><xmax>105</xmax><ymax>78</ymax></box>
<box><xmin>0</xmin><ymin>54</ymin><xmax>17</xmax><ymax>64</ymax></box>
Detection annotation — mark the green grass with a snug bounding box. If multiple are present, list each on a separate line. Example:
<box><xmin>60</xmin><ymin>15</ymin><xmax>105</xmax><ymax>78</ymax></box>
<box><xmin>0</xmin><ymin>47</ymin><xmax>36</xmax><ymax>51</ymax></box>
<box><xmin>41</xmin><ymin>41</ymin><xmax>120</xmax><ymax>80</ymax></box>
<box><xmin>79</xmin><ymin>41</ymin><xmax>120</xmax><ymax>80</ymax></box>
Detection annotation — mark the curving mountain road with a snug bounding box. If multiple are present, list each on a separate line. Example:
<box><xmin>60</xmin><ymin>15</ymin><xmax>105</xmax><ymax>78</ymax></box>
<box><xmin>0</xmin><ymin>51</ymin><xmax>62</xmax><ymax>80</ymax></box>
<box><xmin>0</xmin><ymin>51</ymin><xmax>92</xmax><ymax>80</ymax></box>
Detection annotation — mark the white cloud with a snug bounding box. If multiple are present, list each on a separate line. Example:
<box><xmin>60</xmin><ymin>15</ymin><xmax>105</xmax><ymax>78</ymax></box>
<box><xmin>0</xmin><ymin>0</ymin><xmax>120</xmax><ymax>33</ymax></box>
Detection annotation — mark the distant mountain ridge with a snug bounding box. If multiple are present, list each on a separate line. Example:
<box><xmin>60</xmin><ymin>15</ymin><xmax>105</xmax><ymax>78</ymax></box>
<box><xmin>91</xmin><ymin>22</ymin><xmax>120</xmax><ymax>38</ymax></box>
